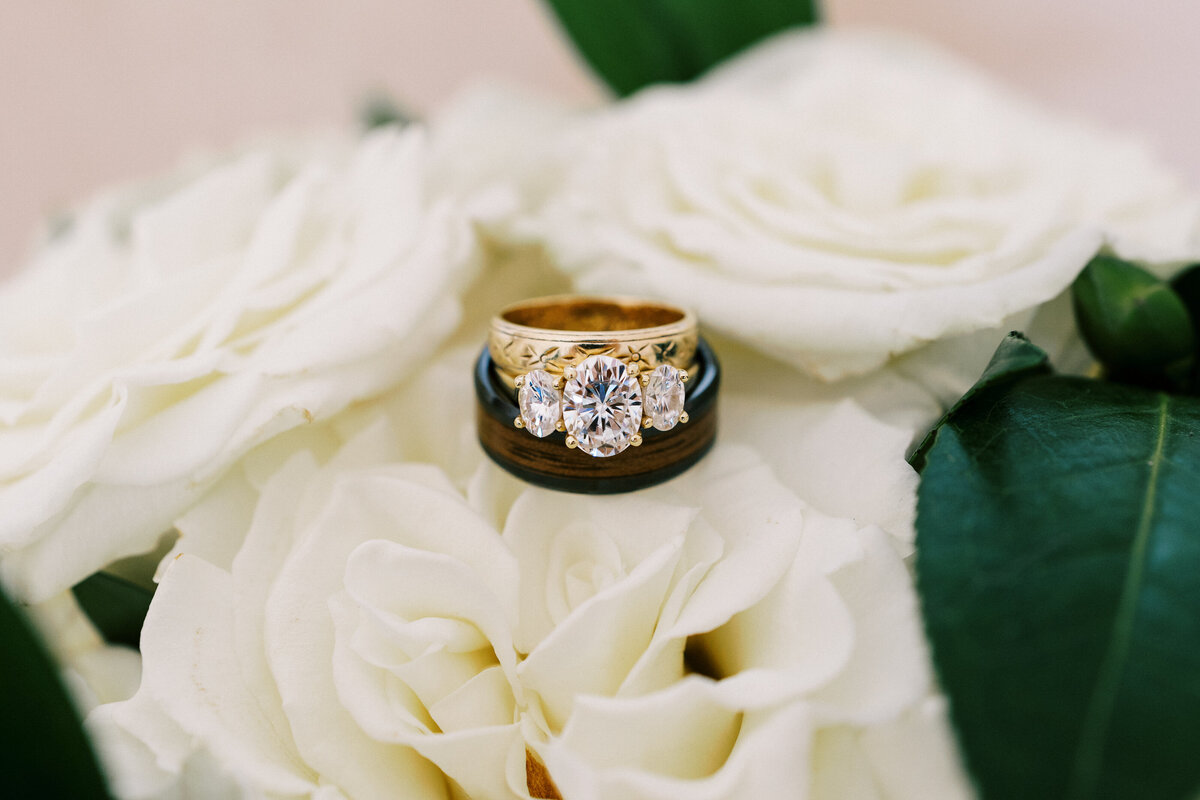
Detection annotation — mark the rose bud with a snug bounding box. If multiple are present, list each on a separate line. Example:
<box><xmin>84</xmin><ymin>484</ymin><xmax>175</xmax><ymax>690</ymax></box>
<box><xmin>1071</xmin><ymin>254</ymin><xmax>1195</xmax><ymax>378</ymax></box>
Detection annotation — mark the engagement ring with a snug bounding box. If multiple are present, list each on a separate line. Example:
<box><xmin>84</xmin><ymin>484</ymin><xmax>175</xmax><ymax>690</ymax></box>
<box><xmin>477</xmin><ymin>295</ymin><xmax>719</xmax><ymax>493</ymax></box>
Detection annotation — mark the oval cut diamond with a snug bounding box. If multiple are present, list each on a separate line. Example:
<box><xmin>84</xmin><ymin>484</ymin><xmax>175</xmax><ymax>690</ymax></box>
<box><xmin>518</xmin><ymin>370</ymin><xmax>561</xmax><ymax>437</ymax></box>
<box><xmin>563</xmin><ymin>355</ymin><xmax>643</xmax><ymax>457</ymax></box>
<box><xmin>645</xmin><ymin>365</ymin><xmax>685</xmax><ymax>431</ymax></box>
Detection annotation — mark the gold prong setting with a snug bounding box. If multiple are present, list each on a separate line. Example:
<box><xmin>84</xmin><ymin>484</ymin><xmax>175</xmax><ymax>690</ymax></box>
<box><xmin>513</xmin><ymin>355</ymin><xmax>691</xmax><ymax>457</ymax></box>
<box><xmin>644</xmin><ymin>364</ymin><xmax>687</xmax><ymax>432</ymax></box>
<box><xmin>515</xmin><ymin>369</ymin><xmax>561</xmax><ymax>437</ymax></box>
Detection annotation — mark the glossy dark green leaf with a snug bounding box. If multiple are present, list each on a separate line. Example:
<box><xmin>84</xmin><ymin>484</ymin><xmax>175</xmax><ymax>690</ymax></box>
<box><xmin>909</xmin><ymin>332</ymin><xmax>1049</xmax><ymax>471</ymax></box>
<box><xmin>1072</xmin><ymin>254</ymin><xmax>1194</xmax><ymax>375</ymax></box>
<box><xmin>541</xmin><ymin>0</ymin><xmax>820</xmax><ymax>96</ymax></box>
<box><xmin>916</xmin><ymin>338</ymin><xmax>1200</xmax><ymax>800</ymax></box>
<box><xmin>0</xmin><ymin>585</ymin><xmax>113</xmax><ymax>799</ymax></box>
<box><xmin>72</xmin><ymin>571</ymin><xmax>154</xmax><ymax>649</ymax></box>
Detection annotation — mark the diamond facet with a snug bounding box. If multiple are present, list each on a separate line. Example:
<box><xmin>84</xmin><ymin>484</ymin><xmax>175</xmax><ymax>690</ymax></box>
<box><xmin>518</xmin><ymin>369</ymin><xmax>561</xmax><ymax>437</ymax></box>
<box><xmin>645</xmin><ymin>365</ymin><xmax>685</xmax><ymax>431</ymax></box>
<box><xmin>563</xmin><ymin>355</ymin><xmax>643</xmax><ymax>457</ymax></box>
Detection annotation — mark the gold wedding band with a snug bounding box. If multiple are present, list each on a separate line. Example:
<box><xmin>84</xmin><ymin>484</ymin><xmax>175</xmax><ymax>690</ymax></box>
<box><xmin>488</xmin><ymin>295</ymin><xmax>698</xmax><ymax>386</ymax></box>
<box><xmin>488</xmin><ymin>296</ymin><xmax>701</xmax><ymax>459</ymax></box>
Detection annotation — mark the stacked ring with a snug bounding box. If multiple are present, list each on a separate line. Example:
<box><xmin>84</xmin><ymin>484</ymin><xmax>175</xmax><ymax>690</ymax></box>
<box><xmin>488</xmin><ymin>295</ymin><xmax>699</xmax><ymax>390</ymax></box>
<box><xmin>476</xmin><ymin>296</ymin><xmax>719</xmax><ymax>494</ymax></box>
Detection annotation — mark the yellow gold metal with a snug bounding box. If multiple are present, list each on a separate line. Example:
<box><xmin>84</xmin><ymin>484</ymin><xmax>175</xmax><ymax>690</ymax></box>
<box><xmin>495</xmin><ymin>296</ymin><xmax>705</xmax><ymax>460</ymax></box>
<box><xmin>679</xmin><ymin>411</ymin><xmax>690</xmax><ymax>424</ymax></box>
<box><xmin>505</xmin><ymin>359</ymin><xmax>699</xmax><ymax>393</ymax></box>
<box><xmin>489</xmin><ymin>295</ymin><xmax>698</xmax><ymax>384</ymax></box>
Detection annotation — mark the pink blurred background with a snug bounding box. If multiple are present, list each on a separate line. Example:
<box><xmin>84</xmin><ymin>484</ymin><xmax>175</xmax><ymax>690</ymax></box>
<box><xmin>3</xmin><ymin>0</ymin><xmax>1198</xmax><ymax>278</ymax></box>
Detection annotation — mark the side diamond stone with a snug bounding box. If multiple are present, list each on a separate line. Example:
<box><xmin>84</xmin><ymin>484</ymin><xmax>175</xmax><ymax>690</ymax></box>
<box><xmin>563</xmin><ymin>355</ymin><xmax>643</xmax><ymax>457</ymax></box>
<box><xmin>645</xmin><ymin>365</ymin><xmax>685</xmax><ymax>431</ymax></box>
<box><xmin>518</xmin><ymin>370</ymin><xmax>561</xmax><ymax>437</ymax></box>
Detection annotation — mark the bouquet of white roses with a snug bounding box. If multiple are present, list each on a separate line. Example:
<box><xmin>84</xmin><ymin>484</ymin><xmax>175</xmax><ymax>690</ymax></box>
<box><xmin>3</xmin><ymin>4</ymin><xmax>1200</xmax><ymax>800</ymax></box>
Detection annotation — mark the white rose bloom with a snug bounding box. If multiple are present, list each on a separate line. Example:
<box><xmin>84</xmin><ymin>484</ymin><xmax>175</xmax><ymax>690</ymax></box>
<box><xmin>716</xmin><ymin>336</ymin><xmax>940</xmax><ymax>547</ymax></box>
<box><xmin>89</xmin><ymin>395</ymin><xmax>969</xmax><ymax>799</ymax></box>
<box><xmin>0</xmin><ymin>125</ymin><xmax>496</xmax><ymax>601</ymax></box>
<box><xmin>27</xmin><ymin>590</ymin><xmax>142</xmax><ymax>713</ymax></box>
<box><xmin>508</xmin><ymin>30</ymin><xmax>1200</xmax><ymax>381</ymax></box>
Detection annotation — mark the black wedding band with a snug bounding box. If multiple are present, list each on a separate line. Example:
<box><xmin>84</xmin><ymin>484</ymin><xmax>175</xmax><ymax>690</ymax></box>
<box><xmin>474</xmin><ymin>338</ymin><xmax>720</xmax><ymax>494</ymax></box>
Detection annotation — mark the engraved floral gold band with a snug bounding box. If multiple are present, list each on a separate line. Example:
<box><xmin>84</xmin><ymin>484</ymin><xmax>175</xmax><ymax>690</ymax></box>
<box><xmin>488</xmin><ymin>295</ymin><xmax>699</xmax><ymax>384</ymax></box>
<box><xmin>487</xmin><ymin>296</ymin><xmax>702</xmax><ymax>460</ymax></box>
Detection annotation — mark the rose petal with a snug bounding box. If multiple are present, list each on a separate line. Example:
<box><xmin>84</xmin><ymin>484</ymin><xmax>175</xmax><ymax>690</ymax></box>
<box><xmin>542</xmin><ymin>687</ymin><xmax>816</xmax><ymax>800</ymax></box>
<box><xmin>138</xmin><ymin>556</ymin><xmax>318</xmax><ymax>795</ymax></box>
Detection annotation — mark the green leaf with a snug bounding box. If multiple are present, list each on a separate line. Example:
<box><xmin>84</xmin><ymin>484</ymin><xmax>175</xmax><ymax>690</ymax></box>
<box><xmin>909</xmin><ymin>331</ymin><xmax>1050</xmax><ymax>471</ymax></box>
<box><xmin>0</xmin><ymin>585</ymin><xmax>113</xmax><ymax>798</ymax></box>
<box><xmin>916</xmin><ymin>346</ymin><xmax>1200</xmax><ymax>800</ymax></box>
<box><xmin>1072</xmin><ymin>254</ymin><xmax>1195</xmax><ymax>377</ymax></box>
<box><xmin>72</xmin><ymin>571</ymin><xmax>154</xmax><ymax>649</ymax></box>
<box><xmin>1169</xmin><ymin>263</ymin><xmax>1200</xmax><ymax>324</ymax></box>
<box><xmin>541</xmin><ymin>0</ymin><xmax>820</xmax><ymax>96</ymax></box>
<box><xmin>359</xmin><ymin>94</ymin><xmax>413</xmax><ymax>131</ymax></box>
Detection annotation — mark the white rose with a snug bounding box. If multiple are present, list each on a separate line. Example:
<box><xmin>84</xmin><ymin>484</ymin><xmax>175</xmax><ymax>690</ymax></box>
<box><xmin>506</xmin><ymin>30</ymin><xmax>1200</xmax><ymax>382</ymax></box>
<box><xmin>716</xmin><ymin>337</ymin><xmax>940</xmax><ymax>546</ymax></box>
<box><xmin>536</xmin><ymin>499</ymin><xmax>971</xmax><ymax>800</ymax></box>
<box><xmin>89</xmin><ymin>400</ymin><xmax>968</xmax><ymax>799</ymax></box>
<box><xmin>26</xmin><ymin>591</ymin><xmax>142</xmax><ymax>714</ymax></box>
<box><xmin>0</xmin><ymin>125</ymin><xmax>497</xmax><ymax>601</ymax></box>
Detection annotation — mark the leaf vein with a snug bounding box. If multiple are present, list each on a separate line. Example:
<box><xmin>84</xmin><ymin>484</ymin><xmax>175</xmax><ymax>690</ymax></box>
<box><xmin>1066</xmin><ymin>392</ymin><xmax>1171</xmax><ymax>798</ymax></box>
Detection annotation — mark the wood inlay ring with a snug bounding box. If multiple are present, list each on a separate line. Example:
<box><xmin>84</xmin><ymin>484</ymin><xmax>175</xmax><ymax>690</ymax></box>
<box><xmin>475</xmin><ymin>338</ymin><xmax>720</xmax><ymax>494</ymax></box>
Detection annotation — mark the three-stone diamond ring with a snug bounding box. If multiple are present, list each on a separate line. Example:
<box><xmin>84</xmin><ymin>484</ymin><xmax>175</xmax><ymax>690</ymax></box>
<box><xmin>488</xmin><ymin>296</ymin><xmax>699</xmax><ymax>458</ymax></box>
